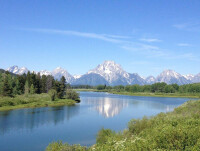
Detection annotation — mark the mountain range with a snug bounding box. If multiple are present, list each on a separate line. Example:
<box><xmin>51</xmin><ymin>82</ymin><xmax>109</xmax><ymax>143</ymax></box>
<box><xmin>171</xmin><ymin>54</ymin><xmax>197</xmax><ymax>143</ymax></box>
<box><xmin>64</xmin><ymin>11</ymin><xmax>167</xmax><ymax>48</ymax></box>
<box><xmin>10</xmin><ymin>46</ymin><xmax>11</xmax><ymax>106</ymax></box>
<box><xmin>6</xmin><ymin>61</ymin><xmax>200</xmax><ymax>86</ymax></box>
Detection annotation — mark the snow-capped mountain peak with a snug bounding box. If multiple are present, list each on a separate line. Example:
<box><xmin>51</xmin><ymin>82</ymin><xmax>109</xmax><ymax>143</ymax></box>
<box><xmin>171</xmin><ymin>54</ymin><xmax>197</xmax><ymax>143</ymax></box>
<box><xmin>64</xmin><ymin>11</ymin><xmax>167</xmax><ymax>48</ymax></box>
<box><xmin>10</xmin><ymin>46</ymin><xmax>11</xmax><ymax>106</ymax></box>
<box><xmin>156</xmin><ymin>69</ymin><xmax>189</xmax><ymax>85</ymax></box>
<box><xmin>7</xmin><ymin>65</ymin><xmax>28</xmax><ymax>75</ymax></box>
<box><xmin>52</xmin><ymin>67</ymin><xmax>74</xmax><ymax>83</ymax></box>
<box><xmin>5</xmin><ymin>63</ymin><xmax>200</xmax><ymax>85</ymax></box>
<box><xmin>160</xmin><ymin>70</ymin><xmax>181</xmax><ymax>79</ymax></box>
<box><xmin>145</xmin><ymin>76</ymin><xmax>156</xmax><ymax>84</ymax></box>
<box><xmin>183</xmin><ymin>74</ymin><xmax>194</xmax><ymax>81</ymax></box>
<box><xmin>191</xmin><ymin>73</ymin><xmax>200</xmax><ymax>83</ymax></box>
<box><xmin>7</xmin><ymin>66</ymin><xmax>19</xmax><ymax>73</ymax></box>
<box><xmin>88</xmin><ymin>60</ymin><xmax>129</xmax><ymax>83</ymax></box>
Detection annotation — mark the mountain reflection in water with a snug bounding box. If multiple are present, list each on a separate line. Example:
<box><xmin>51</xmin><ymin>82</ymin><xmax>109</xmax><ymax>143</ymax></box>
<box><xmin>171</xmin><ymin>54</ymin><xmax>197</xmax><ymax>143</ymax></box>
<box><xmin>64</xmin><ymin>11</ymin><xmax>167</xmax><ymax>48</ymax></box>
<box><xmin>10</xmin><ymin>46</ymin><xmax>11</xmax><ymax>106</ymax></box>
<box><xmin>84</xmin><ymin>97</ymin><xmax>129</xmax><ymax>118</ymax></box>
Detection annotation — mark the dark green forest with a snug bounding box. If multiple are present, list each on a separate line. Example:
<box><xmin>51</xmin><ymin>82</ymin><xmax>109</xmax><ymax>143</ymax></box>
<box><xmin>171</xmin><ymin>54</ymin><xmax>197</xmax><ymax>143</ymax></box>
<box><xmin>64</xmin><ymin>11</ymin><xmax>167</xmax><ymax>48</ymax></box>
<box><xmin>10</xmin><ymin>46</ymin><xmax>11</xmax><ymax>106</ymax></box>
<box><xmin>0</xmin><ymin>70</ymin><xmax>69</xmax><ymax>98</ymax></box>
<box><xmin>0</xmin><ymin>70</ymin><xmax>79</xmax><ymax>110</ymax></box>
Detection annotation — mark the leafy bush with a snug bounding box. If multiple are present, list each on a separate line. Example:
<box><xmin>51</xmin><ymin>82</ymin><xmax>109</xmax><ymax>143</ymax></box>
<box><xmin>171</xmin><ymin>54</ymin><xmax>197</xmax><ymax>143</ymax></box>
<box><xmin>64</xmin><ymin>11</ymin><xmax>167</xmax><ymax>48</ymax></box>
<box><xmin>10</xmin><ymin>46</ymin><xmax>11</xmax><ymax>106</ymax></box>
<box><xmin>66</xmin><ymin>89</ymin><xmax>80</xmax><ymax>101</ymax></box>
<box><xmin>128</xmin><ymin>116</ymin><xmax>149</xmax><ymax>135</ymax></box>
<box><xmin>48</xmin><ymin>89</ymin><xmax>57</xmax><ymax>101</ymax></box>
<box><xmin>96</xmin><ymin>128</ymin><xmax>115</xmax><ymax>144</ymax></box>
<box><xmin>45</xmin><ymin>141</ymin><xmax>87</xmax><ymax>151</ymax></box>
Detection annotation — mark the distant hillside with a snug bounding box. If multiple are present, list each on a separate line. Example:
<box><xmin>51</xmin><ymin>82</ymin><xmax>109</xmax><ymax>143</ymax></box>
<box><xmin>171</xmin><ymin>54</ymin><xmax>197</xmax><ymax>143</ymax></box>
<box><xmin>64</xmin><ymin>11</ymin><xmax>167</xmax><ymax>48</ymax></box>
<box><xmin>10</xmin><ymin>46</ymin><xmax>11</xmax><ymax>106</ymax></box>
<box><xmin>0</xmin><ymin>68</ymin><xmax>17</xmax><ymax>76</ymax></box>
<box><xmin>0</xmin><ymin>69</ymin><xmax>5</xmax><ymax>73</ymax></box>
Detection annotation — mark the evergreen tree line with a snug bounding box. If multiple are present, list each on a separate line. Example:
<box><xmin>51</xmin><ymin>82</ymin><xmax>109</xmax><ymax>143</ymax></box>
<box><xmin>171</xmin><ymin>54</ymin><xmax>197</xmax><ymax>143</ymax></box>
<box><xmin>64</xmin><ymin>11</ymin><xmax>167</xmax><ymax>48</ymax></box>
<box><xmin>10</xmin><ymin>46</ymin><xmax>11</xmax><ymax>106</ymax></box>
<box><xmin>0</xmin><ymin>71</ymin><xmax>70</xmax><ymax>99</ymax></box>
<box><xmin>94</xmin><ymin>82</ymin><xmax>200</xmax><ymax>93</ymax></box>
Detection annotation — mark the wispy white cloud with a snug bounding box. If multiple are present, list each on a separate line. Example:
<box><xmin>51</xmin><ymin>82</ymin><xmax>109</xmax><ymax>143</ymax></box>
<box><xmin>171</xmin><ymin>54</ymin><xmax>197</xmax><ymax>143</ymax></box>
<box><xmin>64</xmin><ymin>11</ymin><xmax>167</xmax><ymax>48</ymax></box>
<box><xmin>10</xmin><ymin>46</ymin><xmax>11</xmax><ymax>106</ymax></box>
<box><xmin>21</xmin><ymin>28</ymin><xmax>130</xmax><ymax>44</ymax></box>
<box><xmin>161</xmin><ymin>52</ymin><xmax>199</xmax><ymax>62</ymax></box>
<box><xmin>122</xmin><ymin>44</ymin><xmax>199</xmax><ymax>62</ymax></box>
<box><xmin>101</xmin><ymin>34</ymin><xmax>131</xmax><ymax>39</ymax></box>
<box><xmin>173</xmin><ymin>22</ymin><xmax>200</xmax><ymax>32</ymax></box>
<box><xmin>174</xmin><ymin>53</ymin><xmax>199</xmax><ymax>61</ymax></box>
<box><xmin>121</xmin><ymin>44</ymin><xmax>167</xmax><ymax>57</ymax></box>
<box><xmin>139</xmin><ymin>38</ymin><xmax>162</xmax><ymax>43</ymax></box>
<box><xmin>177</xmin><ymin>43</ymin><xmax>191</xmax><ymax>47</ymax></box>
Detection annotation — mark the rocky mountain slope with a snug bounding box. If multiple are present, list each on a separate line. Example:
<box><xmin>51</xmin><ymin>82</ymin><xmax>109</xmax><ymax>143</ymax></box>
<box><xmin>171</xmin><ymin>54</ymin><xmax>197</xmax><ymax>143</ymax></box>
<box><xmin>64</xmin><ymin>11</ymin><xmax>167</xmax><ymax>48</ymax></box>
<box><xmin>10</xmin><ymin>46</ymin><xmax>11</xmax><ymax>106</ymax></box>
<box><xmin>6</xmin><ymin>62</ymin><xmax>200</xmax><ymax>85</ymax></box>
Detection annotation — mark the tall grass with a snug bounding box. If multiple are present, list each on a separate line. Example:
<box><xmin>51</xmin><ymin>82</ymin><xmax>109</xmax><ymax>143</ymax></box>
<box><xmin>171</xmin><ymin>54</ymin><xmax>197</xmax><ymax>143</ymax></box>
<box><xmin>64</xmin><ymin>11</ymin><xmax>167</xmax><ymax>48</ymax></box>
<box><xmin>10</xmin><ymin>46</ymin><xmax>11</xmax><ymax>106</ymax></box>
<box><xmin>0</xmin><ymin>94</ymin><xmax>76</xmax><ymax>111</ymax></box>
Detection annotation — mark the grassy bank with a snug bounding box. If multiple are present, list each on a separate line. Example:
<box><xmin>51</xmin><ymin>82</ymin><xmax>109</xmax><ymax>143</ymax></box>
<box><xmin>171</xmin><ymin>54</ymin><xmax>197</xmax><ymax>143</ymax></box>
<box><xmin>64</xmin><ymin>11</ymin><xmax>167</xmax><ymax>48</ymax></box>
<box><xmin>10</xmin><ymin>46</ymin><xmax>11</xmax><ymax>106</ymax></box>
<box><xmin>46</xmin><ymin>99</ymin><xmax>200</xmax><ymax>151</ymax></box>
<box><xmin>0</xmin><ymin>94</ymin><xmax>76</xmax><ymax>111</ymax></box>
<box><xmin>110</xmin><ymin>91</ymin><xmax>200</xmax><ymax>98</ymax></box>
<box><xmin>75</xmin><ymin>89</ymin><xmax>200</xmax><ymax>98</ymax></box>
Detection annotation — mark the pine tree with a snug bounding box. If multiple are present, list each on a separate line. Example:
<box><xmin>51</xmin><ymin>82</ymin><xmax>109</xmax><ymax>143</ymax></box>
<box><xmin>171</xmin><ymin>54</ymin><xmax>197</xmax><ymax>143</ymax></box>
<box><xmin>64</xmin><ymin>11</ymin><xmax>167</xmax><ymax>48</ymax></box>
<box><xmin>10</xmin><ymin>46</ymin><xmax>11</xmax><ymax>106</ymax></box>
<box><xmin>60</xmin><ymin>76</ymin><xmax>66</xmax><ymax>98</ymax></box>
<box><xmin>46</xmin><ymin>75</ymin><xmax>54</xmax><ymax>92</ymax></box>
<box><xmin>26</xmin><ymin>71</ymin><xmax>31</xmax><ymax>87</ymax></box>
<box><xmin>2</xmin><ymin>74</ymin><xmax>13</xmax><ymax>97</ymax></box>
<box><xmin>30</xmin><ymin>84</ymin><xmax>35</xmax><ymax>94</ymax></box>
<box><xmin>0</xmin><ymin>73</ymin><xmax>3</xmax><ymax>95</ymax></box>
<box><xmin>15</xmin><ymin>79</ymin><xmax>22</xmax><ymax>94</ymax></box>
<box><xmin>35</xmin><ymin>73</ymin><xmax>41</xmax><ymax>94</ymax></box>
<box><xmin>17</xmin><ymin>75</ymin><xmax>26</xmax><ymax>94</ymax></box>
<box><xmin>24</xmin><ymin>80</ymin><xmax>29</xmax><ymax>96</ymax></box>
<box><xmin>41</xmin><ymin>75</ymin><xmax>47</xmax><ymax>93</ymax></box>
<box><xmin>53</xmin><ymin>80</ymin><xmax>62</xmax><ymax>99</ymax></box>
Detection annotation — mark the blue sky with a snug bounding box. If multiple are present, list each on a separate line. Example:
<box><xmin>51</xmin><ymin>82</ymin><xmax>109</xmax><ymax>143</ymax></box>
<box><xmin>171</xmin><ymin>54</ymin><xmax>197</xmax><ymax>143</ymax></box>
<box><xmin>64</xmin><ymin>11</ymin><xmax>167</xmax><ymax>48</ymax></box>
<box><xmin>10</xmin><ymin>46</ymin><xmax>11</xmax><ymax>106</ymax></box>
<box><xmin>0</xmin><ymin>0</ymin><xmax>200</xmax><ymax>77</ymax></box>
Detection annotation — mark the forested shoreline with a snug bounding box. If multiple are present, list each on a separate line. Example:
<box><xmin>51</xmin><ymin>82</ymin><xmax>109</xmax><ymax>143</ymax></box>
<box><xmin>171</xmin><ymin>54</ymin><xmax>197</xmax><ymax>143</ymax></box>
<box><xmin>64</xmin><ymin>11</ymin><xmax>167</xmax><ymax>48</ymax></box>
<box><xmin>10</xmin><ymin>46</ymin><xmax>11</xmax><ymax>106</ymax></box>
<box><xmin>0</xmin><ymin>70</ymin><xmax>79</xmax><ymax>110</ymax></box>
<box><xmin>73</xmin><ymin>82</ymin><xmax>200</xmax><ymax>98</ymax></box>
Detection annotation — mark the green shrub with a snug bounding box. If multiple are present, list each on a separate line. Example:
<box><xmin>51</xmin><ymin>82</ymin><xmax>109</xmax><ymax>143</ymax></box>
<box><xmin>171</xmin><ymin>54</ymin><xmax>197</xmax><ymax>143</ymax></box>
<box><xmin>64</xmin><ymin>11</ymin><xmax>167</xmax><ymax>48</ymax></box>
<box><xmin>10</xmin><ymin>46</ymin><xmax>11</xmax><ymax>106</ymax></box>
<box><xmin>128</xmin><ymin>116</ymin><xmax>149</xmax><ymax>135</ymax></box>
<box><xmin>45</xmin><ymin>141</ymin><xmax>87</xmax><ymax>151</ymax></box>
<box><xmin>48</xmin><ymin>89</ymin><xmax>57</xmax><ymax>101</ymax></box>
<box><xmin>96</xmin><ymin>128</ymin><xmax>115</xmax><ymax>144</ymax></box>
<box><xmin>66</xmin><ymin>89</ymin><xmax>80</xmax><ymax>101</ymax></box>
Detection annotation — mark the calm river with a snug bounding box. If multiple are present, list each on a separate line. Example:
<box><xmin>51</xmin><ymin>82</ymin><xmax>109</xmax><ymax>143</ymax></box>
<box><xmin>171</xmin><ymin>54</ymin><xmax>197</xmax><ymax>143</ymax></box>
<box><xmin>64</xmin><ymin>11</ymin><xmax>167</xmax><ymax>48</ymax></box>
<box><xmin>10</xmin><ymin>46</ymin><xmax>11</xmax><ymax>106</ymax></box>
<box><xmin>0</xmin><ymin>92</ymin><xmax>194</xmax><ymax>151</ymax></box>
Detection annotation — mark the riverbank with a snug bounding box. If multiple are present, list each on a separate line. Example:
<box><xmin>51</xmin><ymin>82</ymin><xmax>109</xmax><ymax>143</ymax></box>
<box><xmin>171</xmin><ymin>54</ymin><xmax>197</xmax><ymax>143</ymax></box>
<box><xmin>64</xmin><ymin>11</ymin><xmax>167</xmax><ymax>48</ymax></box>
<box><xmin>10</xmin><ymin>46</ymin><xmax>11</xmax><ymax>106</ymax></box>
<box><xmin>75</xmin><ymin>89</ymin><xmax>200</xmax><ymax>98</ymax></box>
<box><xmin>0</xmin><ymin>94</ymin><xmax>76</xmax><ymax>111</ymax></box>
<box><xmin>110</xmin><ymin>91</ymin><xmax>200</xmax><ymax>98</ymax></box>
<box><xmin>46</xmin><ymin>99</ymin><xmax>200</xmax><ymax>150</ymax></box>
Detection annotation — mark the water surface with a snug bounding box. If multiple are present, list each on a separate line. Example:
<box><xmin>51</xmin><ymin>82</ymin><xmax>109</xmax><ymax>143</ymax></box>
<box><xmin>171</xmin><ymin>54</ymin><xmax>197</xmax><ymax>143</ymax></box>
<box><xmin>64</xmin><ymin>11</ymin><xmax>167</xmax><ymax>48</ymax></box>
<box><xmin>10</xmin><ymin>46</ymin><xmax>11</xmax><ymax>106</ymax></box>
<box><xmin>0</xmin><ymin>92</ymin><xmax>194</xmax><ymax>151</ymax></box>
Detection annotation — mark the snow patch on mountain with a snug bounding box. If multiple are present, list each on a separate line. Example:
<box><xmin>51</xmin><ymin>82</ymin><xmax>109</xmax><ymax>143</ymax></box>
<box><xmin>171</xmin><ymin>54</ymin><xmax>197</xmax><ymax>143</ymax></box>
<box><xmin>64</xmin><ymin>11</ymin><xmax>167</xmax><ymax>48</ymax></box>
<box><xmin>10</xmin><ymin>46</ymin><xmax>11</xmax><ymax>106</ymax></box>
<box><xmin>192</xmin><ymin>73</ymin><xmax>200</xmax><ymax>83</ymax></box>
<box><xmin>183</xmin><ymin>74</ymin><xmax>194</xmax><ymax>81</ymax></box>
<box><xmin>73</xmin><ymin>75</ymin><xmax>82</xmax><ymax>79</ymax></box>
<box><xmin>39</xmin><ymin>70</ymin><xmax>52</xmax><ymax>76</ymax></box>
<box><xmin>145</xmin><ymin>76</ymin><xmax>156</xmax><ymax>84</ymax></box>
<box><xmin>156</xmin><ymin>70</ymin><xmax>190</xmax><ymax>85</ymax></box>
<box><xmin>7</xmin><ymin>66</ymin><xmax>28</xmax><ymax>75</ymax></box>
<box><xmin>52</xmin><ymin>67</ymin><xmax>74</xmax><ymax>83</ymax></box>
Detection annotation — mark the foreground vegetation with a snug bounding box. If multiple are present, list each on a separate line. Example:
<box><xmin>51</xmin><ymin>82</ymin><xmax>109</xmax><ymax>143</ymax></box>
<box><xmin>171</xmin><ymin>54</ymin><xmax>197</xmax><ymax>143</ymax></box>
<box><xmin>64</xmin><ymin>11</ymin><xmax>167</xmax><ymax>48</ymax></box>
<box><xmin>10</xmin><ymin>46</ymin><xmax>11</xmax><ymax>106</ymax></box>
<box><xmin>0</xmin><ymin>70</ymin><xmax>80</xmax><ymax>111</ymax></box>
<box><xmin>74</xmin><ymin>83</ymin><xmax>200</xmax><ymax>98</ymax></box>
<box><xmin>46</xmin><ymin>99</ymin><xmax>200</xmax><ymax>150</ymax></box>
<box><xmin>0</xmin><ymin>93</ymin><xmax>76</xmax><ymax>111</ymax></box>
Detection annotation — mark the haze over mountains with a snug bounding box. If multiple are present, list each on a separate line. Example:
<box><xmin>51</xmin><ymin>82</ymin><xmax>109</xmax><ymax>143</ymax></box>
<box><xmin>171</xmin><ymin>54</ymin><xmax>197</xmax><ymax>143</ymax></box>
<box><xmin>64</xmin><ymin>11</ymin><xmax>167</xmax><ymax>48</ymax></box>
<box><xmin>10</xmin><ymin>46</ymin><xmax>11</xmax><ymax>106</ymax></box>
<box><xmin>6</xmin><ymin>61</ymin><xmax>200</xmax><ymax>86</ymax></box>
